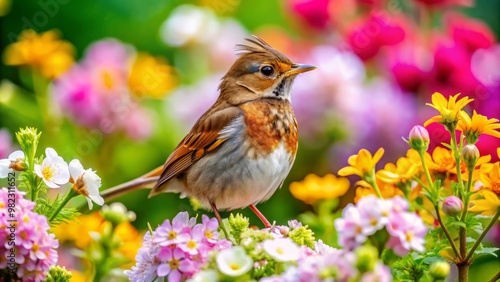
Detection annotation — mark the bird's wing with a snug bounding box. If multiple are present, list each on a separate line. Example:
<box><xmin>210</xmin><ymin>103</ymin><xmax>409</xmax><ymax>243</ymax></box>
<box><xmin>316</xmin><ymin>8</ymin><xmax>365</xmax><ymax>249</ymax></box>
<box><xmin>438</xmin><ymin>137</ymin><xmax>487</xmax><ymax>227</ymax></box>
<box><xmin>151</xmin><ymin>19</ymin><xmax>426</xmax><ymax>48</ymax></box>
<box><xmin>151</xmin><ymin>105</ymin><xmax>242</xmax><ymax>195</ymax></box>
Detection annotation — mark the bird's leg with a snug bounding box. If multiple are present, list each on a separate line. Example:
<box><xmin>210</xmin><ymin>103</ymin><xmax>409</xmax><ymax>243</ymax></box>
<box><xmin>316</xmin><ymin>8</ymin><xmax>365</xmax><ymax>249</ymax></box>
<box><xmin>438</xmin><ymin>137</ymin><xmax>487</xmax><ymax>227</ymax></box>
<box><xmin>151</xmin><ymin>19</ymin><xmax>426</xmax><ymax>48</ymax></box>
<box><xmin>210</xmin><ymin>201</ymin><xmax>231</xmax><ymax>241</ymax></box>
<box><xmin>249</xmin><ymin>204</ymin><xmax>272</xmax><ymax>228</ymax></box>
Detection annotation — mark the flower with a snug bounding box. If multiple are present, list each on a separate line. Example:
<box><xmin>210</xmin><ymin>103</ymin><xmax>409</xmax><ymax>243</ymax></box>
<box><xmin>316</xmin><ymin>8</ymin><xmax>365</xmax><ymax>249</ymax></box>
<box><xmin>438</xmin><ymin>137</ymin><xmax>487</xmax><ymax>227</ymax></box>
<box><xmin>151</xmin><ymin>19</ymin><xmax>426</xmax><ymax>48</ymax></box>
<box><xmin>68</xmin><ymin>159</ymin><xmax>103</xmax><ymax>209</ymax></box>
<box><xmin>386</xmin><ymin>212</ymin><xmax>427</xmax><ymax>256</ymax></box>
<box><xmin>427</xmin><ymin>146</ymin><xmax>456</xmax><ymax>175</ymax></box>
<box><xmin>479</xmin><ymin>162</ymin><xmax>500</xmax><ymax>195</ymax></box>
<box><xmin>442</xmin><ymin>196</ymin><xmax>464</xmax><ymax>216</ymax></box>
<box><xmin>469</xmin><ymin>190</ymin><xmax>500</xmax><ymax>217</ymax></box>
<box><xmin>377</xmin><ymin>156</ymin><xmax>419</xmax><ymax>184</ymax></box>
<box><xmin>3</xmin><ymin>29</ymin><xmax>74</xmax><ymax>78</ymax></box>
<box><xmin>429</xmin><ymin>261</ymin><xmax>451</xmax><ymax>279</ymax></box>
<box><xmin>157</xmin><ymin>247</ymin><xmax>194</xmax><ymax>281</ymax></box>
<box><xmin>0</xmin><ymin>150</ymin><xmax>25</xmax><ymax>178</ymax></box>
<box><xmin>338</xmin><ymin>148</ymin><xmax>385</xmax><ymax>178</ymax></box>
<box><xmin>0</xmin><ymin>128</ymin><xmax>14</xmax><ymax>159</ymax></box>
<box><xmin>334</xmin><ymin>204</ymin><xmax>367</xmax><ymax>250</ymax></box>
<box><xmin>128</xmin><ymin>52</ymin><xmax>178</xmax><ymax>98</ymax></box>
<box><xmin>289</xmin><ymin>0</ymin><xmax>331</xmax><ymax>30</ymax></box>
<box><xmin>458</xmin><ymin>110</ymin><xmax>500</xmax><ymax>144</ymax></box>
<box><xmin>187</xmin><ymin>270</ymin><xmax>219</xmax><ymax>282</ymax></box>
<box><xmin>216</xmin><ymin>246</ymin><xmax>253</xmax><ymax>277</ymax></box>
<box><xmin>461</xmin><ymin>144</ymin><xmax>480</xmax><ymax>167</ymax></box>
<box><xmin>423</xmin><ymin>92</ymin><xmax>473</xmax><ymax>127</ymax></box>
<box><xmin>34</xmin><ymin>147</ymin><xmax>70</xmax><ymax>188</ymax></box>
<box><xmin>262</xmin><ymin>238</ymin><xmax>301</xmax><ymax>262</ymax></box>
<box><xmin>0</xmin><ymin>188</ymin><xmax>59</xmax><ymax>281</ymax></box>
<box><xmin>289</xmin><ymin>173</ymin><xmax>350</xmax><ymax>205</ymax></box>
<box><xmin>407</xmin><ymin>125</ymin><xmax>430</xmax><ymax>152</ymax></box>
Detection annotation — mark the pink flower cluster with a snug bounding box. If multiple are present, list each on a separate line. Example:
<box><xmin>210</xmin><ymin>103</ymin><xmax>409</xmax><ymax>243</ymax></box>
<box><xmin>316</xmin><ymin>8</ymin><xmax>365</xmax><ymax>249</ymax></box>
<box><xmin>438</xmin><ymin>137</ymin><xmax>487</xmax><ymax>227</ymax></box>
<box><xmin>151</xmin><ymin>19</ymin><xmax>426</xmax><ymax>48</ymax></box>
<box><xmin>335</xmin><ymin>196</ymin><xmax>427</xmax><ymax>256</ymax></box>
<box><xmin>125</xmin><ymin>212</ymin><xmax>231</xmax><ymax>282</ymax></box>
<box><xmin>0</xmin><ymin>188</ymin><xmax>59</xmax><ymax>282</ymax></box>
<box><xmin>262</xmin><ymin>242</ymin><xmax>392</xmax><ymax>282</ymax></box>
<box><xmin>52</xmin><ymin>39</ymin><xmax>153</xmax><ymax>140</ymax></box>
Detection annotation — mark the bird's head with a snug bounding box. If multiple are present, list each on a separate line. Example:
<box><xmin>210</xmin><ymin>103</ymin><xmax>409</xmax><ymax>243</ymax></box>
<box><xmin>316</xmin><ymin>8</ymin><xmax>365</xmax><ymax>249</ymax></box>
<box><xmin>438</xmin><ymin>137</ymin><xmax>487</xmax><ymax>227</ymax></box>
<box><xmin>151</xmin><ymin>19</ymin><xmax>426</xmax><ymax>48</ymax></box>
<box><xmin>218</xmin><ymin>36</ymin><xmax>316</xmax><ymax>105</ymax></box>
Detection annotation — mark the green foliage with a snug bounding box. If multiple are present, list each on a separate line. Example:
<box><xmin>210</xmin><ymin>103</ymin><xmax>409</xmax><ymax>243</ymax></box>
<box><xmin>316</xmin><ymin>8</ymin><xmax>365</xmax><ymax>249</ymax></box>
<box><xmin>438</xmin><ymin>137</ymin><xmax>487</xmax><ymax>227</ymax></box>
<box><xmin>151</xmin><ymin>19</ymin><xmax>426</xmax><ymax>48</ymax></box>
<box><xmin>35</xmin><ymin>196</ymin><xmax>80</xmax><ymax>227</ymax></box>
<box><xmin>45</xmin><ymin>266</ymin><xmax>72</xmax><ymax>282</ymax></box>
<box><xmin>288</xmin><ymin>225</ymin><xmax>315</xmax><ymax>248</ymax></box>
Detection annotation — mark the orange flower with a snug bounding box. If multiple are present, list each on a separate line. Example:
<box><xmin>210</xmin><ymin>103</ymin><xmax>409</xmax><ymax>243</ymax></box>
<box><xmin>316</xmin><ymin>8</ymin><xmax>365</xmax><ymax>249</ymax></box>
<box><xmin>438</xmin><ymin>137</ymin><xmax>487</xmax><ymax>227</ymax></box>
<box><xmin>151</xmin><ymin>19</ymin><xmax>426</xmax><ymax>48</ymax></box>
<box><xmin>457</xmin><ymin>110</ymin><xmax>500</xmax><ymax>144</ymax></box>
<box><xmin>427</xmin><ymin>147</ymin><xmax>456</xmax><ymax>175</ymax></box>
<box><xmin>478</xmin><ymin>162</ymin><xmax>500</xmax><ymax>196</ymax></box>
<box><xmin>3</xmin><ymin>29</ymin><xmax>74</xmax><ymax>78</ymax></box>
<box><xmin>424</xmin><ymin>92</ymin><xmax>473</xmax><ymax>127</ymax></box>
<box><xmin>338</xmin><ymin>148</ymin><xmax>384</xmax><ymax>178</ymax></box>
<box><xmin>289</xmin><ymin>173</ymin><xmax>350</xmax><ymax>205</ymax></box>
<box><xmin>128</xmin><ymin>52</ymin><xmax>178</xmax><ymax>98</ymax></box>
<box><xmin>469</xmin><ymin>190</ymin><xmax>500</xmax><ymax>217</ymax></box>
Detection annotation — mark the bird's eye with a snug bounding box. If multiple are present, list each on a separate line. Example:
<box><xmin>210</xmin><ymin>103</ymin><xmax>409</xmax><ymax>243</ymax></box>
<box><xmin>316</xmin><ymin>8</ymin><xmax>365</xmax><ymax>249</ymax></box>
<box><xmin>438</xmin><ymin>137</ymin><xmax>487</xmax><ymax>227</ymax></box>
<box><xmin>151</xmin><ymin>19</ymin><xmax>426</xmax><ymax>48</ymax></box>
<box><xmin>260</xmin><ymin>66</ymin><xmax>274</xmax><ymax>77</ymax></box>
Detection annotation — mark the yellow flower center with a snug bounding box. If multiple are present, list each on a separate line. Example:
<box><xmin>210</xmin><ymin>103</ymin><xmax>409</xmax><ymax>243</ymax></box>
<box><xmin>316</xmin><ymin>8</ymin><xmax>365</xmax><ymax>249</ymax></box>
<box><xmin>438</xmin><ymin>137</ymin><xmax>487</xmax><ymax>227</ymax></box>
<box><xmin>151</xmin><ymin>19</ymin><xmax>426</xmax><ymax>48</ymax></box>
<box><xmin>187</xmin><ymin>240</ymin><xmax>197</xmax><ymax>249</ymax></box>
<box><xmin>204</xmin><ymin>230</ymin><xmax>213</xmax><ymax>239</ymax></box>
<box><xmin>42</xmin><ymin>165</ymin><xmax>53</xmax><ymax>180</ymax></box>
<box><xmin>0</xmin><ymin>202</ymin><xmax>4</xmax><ymax>208</ymax></box>
<box><xmin>229</xmin><ymin>263</ymin><xmax>241</xmax><ymax>271</ymax></box>
<box><xmin>33</xmin><ymin>243</ymin><xmax>40</xmax><ymax>252</ymax></box>
<box><xmin>101</xmin><ymin>71</ymin><xmax>114</xmax><ymax>90</ymax></box>
<box><xmin>20</xmin><ymin>231</ymin><xmax>28</xmax><ymax>240</ymax></box>
<box><xmin>167</xmin><ymin>230</ymin><xmax>177</xmax><ymax>240</ymax></box>
<box><xmin>276</xmin><ymin>247</ymin><xmax>285</xmax><ymax>255</ymax></box>
<box><xmin>406</xmin><ymin>231</ymin><xmax>413</xmax><ymax>242</ymax></box>
<box><xmin>169</xmin><ymin>258</ymin><xmax>180</xmax><ymax>270</ymax></box>
<box><xmin>370</xmin><ymin>218</ymin><xmax>378</xmax><ymax>226</ymax></box>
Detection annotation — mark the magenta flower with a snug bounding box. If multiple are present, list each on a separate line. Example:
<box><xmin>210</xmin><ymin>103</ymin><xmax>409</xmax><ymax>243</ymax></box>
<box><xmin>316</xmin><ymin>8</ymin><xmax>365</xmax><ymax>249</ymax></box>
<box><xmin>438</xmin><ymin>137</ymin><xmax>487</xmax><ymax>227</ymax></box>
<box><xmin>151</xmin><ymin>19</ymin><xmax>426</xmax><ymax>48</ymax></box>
<box><xmin>200</xmin><ymin>214</ymin><xmax>219</xmax><ymax>245</ymax></box>
<box><xmin>0</xmin><ymin>188</ymin><xmax>59</xmax><ymax>281</ymax></box>
<box><xmin>289</xmin><ymin>0</ymin><xmax>331</xmax><ymax>30</ymax></box>
<box><xmin>157</xmin><ymin>247</ymin><xmax>194</xmax><ymax>281</ymax></box>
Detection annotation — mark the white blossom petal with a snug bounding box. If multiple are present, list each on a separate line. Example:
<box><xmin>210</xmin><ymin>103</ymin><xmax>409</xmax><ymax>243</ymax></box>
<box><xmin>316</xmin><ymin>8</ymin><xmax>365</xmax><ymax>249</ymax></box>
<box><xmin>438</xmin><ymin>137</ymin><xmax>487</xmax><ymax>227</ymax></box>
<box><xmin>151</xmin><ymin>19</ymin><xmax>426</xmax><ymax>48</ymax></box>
<box><xmin>0</xmin><ymin>159</ymin><xmax>11</xmax><ymax>178</ymax></box>
<box><xmin>68</xmin><ymin>159</ymin><xmax>85</xmax><ymax>179</ymax></box>
<box><xmin>9</xmin><ymin>150</ymin><xmax>25</xmax><ymax>160</ymax></box>
<box><xmin>45</xmin><ymin>147</ymin><xmax>58</xmax><ymax>160</ymax></box>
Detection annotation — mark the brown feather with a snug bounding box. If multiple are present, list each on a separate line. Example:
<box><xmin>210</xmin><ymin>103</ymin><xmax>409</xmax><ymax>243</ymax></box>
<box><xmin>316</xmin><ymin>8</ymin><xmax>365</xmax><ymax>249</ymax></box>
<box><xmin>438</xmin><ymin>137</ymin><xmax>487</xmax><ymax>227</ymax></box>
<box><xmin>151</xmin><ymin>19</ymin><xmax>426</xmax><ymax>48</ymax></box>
<box><xmin>151</xmin><ymin>104</ymin><xmax>242</xmax><ymax>194</ymax></box>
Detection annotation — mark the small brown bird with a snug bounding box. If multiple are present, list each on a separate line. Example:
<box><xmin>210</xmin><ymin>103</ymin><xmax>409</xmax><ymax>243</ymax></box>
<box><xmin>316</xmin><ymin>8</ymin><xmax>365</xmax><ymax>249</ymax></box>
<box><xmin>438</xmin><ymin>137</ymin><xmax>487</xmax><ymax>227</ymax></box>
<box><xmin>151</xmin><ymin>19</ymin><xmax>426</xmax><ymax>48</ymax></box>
<box><xmin>102</xmin><ymin>36</ymin><xmax>315</xmax><ymax>228</ymax></box>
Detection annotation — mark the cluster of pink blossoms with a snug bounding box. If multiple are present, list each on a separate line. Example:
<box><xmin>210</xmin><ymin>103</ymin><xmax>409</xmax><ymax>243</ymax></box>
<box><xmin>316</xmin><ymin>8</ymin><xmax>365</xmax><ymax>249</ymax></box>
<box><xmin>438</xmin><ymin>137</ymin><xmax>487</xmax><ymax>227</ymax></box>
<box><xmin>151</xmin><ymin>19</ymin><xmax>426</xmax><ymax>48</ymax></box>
<box><xmin>334</xmin><ymin>196</ymin><xmax>427</xmax><ymax>256</ymax></box>
<box><xmin>0</xmin><ymin>188</ymin><xmax>59</xmax><ymax>282</ymax></box>
<box><xmin>261</xmin><ymin>241</ymin><xmax>392</xmax><ymax>282</ymax></box>
<box><xmin>125</xmin><ymin>212</ymin><xmax>231</xmax><ymax>282</ymax></box>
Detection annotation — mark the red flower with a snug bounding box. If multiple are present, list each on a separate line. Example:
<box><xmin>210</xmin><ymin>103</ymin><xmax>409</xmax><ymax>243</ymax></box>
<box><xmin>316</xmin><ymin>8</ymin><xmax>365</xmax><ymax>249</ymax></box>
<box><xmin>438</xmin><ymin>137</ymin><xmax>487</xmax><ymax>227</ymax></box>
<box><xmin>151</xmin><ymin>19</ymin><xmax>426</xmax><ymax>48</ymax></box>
<box><xmin>290</xmin><ymin>0</ymin><xmax>331</xmax><ymax>30</ymax></box>
<box><xmin>445</xmin><ymin>12</ymin><xmax>496</xmax><ymax>54</ymax></box>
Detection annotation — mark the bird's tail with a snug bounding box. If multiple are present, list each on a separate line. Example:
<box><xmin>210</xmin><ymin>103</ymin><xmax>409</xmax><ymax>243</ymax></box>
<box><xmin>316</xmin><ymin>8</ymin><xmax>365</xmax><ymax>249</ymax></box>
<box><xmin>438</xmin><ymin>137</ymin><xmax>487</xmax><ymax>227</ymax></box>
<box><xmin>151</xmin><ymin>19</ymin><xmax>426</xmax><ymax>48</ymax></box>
<box><xmin>101</xmin><ymin>166</ymin><xmax>163</xmax><ymax>201</ymax></box>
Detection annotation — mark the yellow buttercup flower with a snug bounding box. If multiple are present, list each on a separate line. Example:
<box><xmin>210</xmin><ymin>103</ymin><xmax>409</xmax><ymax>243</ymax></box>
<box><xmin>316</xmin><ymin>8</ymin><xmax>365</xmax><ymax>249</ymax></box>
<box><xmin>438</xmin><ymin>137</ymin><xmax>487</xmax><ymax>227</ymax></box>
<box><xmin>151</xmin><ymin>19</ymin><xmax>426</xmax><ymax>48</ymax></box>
<box><xmin>128</xmin><ymin>52</ymin><xmax>178</xmax><ymax>98</ymax></box>
<box><xmin>469</xmin><ymin>190</ymin><xmax>500</xmax><ymax>217</ymax></box>
<box><xmin>354</xmin><ymin>179</ymin><xmax>403</xmax><ymax>203</ymax></box>
<box><xmin>377</xmin><ymin>156</ymin><xmax>419</xmax><ymax>184</ymax></box>
<box><xmin>3</xmin><ymin>29</ymin><xmax>74</xmax><ymax>79</ymax></box>
<box><xmin>338</xmin><ymin>148</ymin><xmax>384</xmax><ymax>178</ymax></box>
<box><xmin>423</xmin><ymin>92</ymin><xmax>473</xmax><ymax>127</ymax></box>
<box><xmin>457</xmin><ymin>110</ymin><xmax>500</xmax><ymax>144</ymax></box>
<box><xmin>289</xmin><ymin>173</ymin><xmax>350</xmax><ymax>205</ymax></box>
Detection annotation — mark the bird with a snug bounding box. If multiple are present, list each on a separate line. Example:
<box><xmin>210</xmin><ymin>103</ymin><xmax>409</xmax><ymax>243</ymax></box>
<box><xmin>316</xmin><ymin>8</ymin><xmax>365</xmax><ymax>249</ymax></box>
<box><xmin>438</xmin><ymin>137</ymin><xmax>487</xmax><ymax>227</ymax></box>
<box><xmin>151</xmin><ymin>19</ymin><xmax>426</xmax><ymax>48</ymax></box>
<box><xmin>101</xmin><ymin>36</ymin><xmax>316</xmax><ymax>228</ymax></box>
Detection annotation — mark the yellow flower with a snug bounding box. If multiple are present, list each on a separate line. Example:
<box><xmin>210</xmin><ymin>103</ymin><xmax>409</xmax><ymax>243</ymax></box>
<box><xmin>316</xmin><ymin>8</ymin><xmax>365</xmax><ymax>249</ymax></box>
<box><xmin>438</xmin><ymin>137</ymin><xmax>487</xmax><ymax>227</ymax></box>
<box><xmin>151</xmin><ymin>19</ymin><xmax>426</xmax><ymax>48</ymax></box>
<box><xmin>289</xmin><ymin>173</ymin><xmax>350</xmax><ymax>205</ymax></box>
<box><xmin>478</xmin><ymin>162</ymin><xmax>500</xmax><ymax>196</ymax></box>
<box><xmin>424</xmin><ymin>92</ymin><xmax>473</xmax><ymax>127</ymax></box>
<box><xmin>354</xmin><ymin>179</ymin><xmax>403</xmax><ymax>203</ymax></box>
<box><xmin>3</xmin><ymin>29</ymin><xmax>74</xmax><ymax>79</ymax></box>
<box><xmin>457</xmin><ymin>110</ymin><xmax>500</xmax><ymax>144</ymax></box>
<box><xmin>427</xmin><ymin>147</ymin><xmax>456</xmax><ymax>175</ymax></box>
<box><xmin>52</xmin><ymin>213</ymin><xmax>106</xmax><ymax>249</ymax></box>
<box><xmin>128</xmin><ymin>52</ymin><xmax>178</xmax><ymax>98</ymax></box>
<box><xmin>377</xmin><ymin>156</ymin><xmax>419</xmax><ymax>184</ymax></box>
<box><xmin>338</xmin><ymin>148</ymin><xmax>385</xmax><ymax>178</ymax></box>
<box><xmin>469</xmin><ymin>190</ymin><xmax>500</xmax><ymax>217</ymax></box>
<box><xmin>462</xmin><ymin>155</ymin><xmax>491</xmax><ymax>182</ymax></box>
<box><xmin>115</xmin><ymin>221</ymin><xmax>143</xmax><ymax>267</ymax></box>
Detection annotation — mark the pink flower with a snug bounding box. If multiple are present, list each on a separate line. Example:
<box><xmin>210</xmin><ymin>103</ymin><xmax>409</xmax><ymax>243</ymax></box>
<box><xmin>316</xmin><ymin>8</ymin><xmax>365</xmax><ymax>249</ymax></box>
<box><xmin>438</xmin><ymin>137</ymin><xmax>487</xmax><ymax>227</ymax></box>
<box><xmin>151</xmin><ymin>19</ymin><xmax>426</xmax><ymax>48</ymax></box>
<box><xmin>386</xmin><ymin>212</ymin><xmax>427</xmax><ymax>256</ymax></box>
<box><xmin>334</xmin><ymin>204</ymin><xmax>366</xmax><ymax>250</ymax></box>
<box><xmin>200</xmin><ymin>214</ymin><xmax>219</xmax><ymax>245</ymax></box>
<box><xmin>413</xmin><ymin>0</ymin><xmax>472</xmax><ymax>7</ymax></box>
<box><xmin>446</xmin><ymin>12</ymin><xmax>495</xmax><ymax>54</ymax></box>
<box><xmin>289</xmin><ymin>0</ymin><xmax>331</xmax><ymax>30</ymax></box>
<box><xmin>179</xmin><ymin>225</ymin><xmax>206</xmax><ymax>256</ymax></box>
<box><xmin>0</xmin><ymin>129</ymin><xmax>15</xmax><ymax>159</ymax></box>
<box><xmin>154</xmin><ymin>212</ymin><xmax>193</xmax><ymax>247</ymax></box>
<box><xmin>347</xmin><ymin>12</ymin><xmax>406</xmax><ymax>61</ymax></box>
<box><xmin>157</xmin><ymin>247</ymin><xmax>194</xmax><ymax>281</ymax></box>
<box><xmin>0</xmin><ymin>188</ymin><xmax>59</xmax><ymax>281</ymax></box>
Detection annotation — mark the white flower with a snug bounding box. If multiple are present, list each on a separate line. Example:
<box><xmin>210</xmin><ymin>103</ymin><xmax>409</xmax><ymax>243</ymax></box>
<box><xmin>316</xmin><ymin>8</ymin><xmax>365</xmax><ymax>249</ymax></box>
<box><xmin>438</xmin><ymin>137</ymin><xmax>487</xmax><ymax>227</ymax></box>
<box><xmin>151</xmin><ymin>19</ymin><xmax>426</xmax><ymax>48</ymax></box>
<box><xmin>186</xmin><ymin>270</ymin><xmax>219</xmax><ymax>282</ymax></box>
<box><xmin>262</xmin><ymin>238</ymin><xmax>300</xmax><ymax>262</ymax></box>
<box><xmin>160</xmin><ymin>5</ymin><xmax>219</xmax><ymax>47</ymax></box>
<box><xmin>0</xmin><ymin>150</ymin><xmax>25</xmax><ymax>178</ymax></box>
<box><xmin>216</xmin><ymin>246</ymin><xmax>253</xmax><ymax>277</ymax></box>
<box><xmin>34</xmin><ymin>148</ymin><xmax>70</xmax><ymax>188</ymax></box>
<box><xmin>69</xmin><ymin>159</ymin><xmax>103</xmax><ymax>209</ymax></box>
<box><xmin>101</xmin><ymin>202</ymin><xmax>136</xmax><ymax>222</ymax></box>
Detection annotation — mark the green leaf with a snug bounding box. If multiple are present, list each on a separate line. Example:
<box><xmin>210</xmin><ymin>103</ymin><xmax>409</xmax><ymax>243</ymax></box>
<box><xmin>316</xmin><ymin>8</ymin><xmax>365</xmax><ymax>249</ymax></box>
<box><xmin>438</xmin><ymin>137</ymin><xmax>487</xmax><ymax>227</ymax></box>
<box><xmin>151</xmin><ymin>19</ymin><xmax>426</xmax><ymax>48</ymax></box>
<box><xmin>473</xmin><ymin>247</ymin><xmax>500</xmax><ymax>259</ymax></box>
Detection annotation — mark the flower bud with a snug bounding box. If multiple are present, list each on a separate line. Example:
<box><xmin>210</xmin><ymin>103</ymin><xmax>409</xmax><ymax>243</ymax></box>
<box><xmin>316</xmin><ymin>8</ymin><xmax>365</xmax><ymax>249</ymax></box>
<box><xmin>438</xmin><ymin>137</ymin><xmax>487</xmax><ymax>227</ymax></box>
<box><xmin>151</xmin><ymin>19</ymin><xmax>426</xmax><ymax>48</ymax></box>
<box><xmin>429</xmin><ymin>261</ymin><xmax>450</xmax><ymax>279</ymax></box>
<box><xmin>461</xmin><ymin>144</ymin><xmax>479</xmax><ymax>168</ymax></box>
<box><xmin>101</xmin><ymin>202</ymin><xmax>136</xmax><ymax>226</ymax></box>
<box><xmin>46</xmin><ymin>266</ymin><xmax>72</xmax><ymax>282</ymax></box>
<box><xmin>355</xmin><ymin>244</ymin><xmax>379</xmax><ymax>272</ymax></box>
<box><xmin>442</xmin><ymin>196</ymin><xmax>463</xmax><ymax>217</ymax></box>
<box><xmin>407</xmin><ymin>125</ymin><xmax>430</xmax><ymax>152</ymax></box>
<box><xmin>15</xmin><ymin>127</ymin><xmax>41</xmax><ymax>165</ymax></box>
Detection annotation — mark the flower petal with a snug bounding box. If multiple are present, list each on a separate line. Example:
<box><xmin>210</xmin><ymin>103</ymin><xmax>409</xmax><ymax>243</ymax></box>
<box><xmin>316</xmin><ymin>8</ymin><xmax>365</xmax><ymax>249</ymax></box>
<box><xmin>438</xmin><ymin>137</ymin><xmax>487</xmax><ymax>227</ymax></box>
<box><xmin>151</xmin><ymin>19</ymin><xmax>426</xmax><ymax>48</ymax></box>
<box><xmin>9</xmin><ymin>150</ymin><xmax>25</xmax><ymax>160</ymax></box>
<box><xmin>69</xmin><ymin>159</ymin><xmax>85</xmax><ymax>179</ymax></box>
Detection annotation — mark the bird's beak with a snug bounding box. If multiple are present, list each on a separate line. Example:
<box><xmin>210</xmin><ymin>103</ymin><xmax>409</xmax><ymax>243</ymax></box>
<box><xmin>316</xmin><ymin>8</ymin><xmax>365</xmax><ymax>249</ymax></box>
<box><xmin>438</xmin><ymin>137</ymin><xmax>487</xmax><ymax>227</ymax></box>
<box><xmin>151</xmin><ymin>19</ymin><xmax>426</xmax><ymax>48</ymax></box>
<box><xmin>286</xmin><ymin>64</ymin><xmax>317</xmax><ymax>76</ymax></box>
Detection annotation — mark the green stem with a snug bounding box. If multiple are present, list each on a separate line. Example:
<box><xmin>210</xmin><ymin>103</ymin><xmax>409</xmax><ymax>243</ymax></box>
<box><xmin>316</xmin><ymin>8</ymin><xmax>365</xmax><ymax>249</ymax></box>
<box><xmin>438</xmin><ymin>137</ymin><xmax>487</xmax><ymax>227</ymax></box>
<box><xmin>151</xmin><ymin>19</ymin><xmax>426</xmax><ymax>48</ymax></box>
<box><xmin>365</xmin><ymin>169</ymin><xmax>382</xmax><ymax>198</ymax></box>
<box><xmin>460</xmin><ymin>167</ymin><xmax>474</xmax><ymax>222</ymax></box>
<box><xmin>463</xmin><ymin>208</ymin><xmax>500</xmax><ymax>263</ymax></box>
<box><xmin>48</xmin><ymin>189</ymin><xmax>77</xmax><ymax>222</ymax></box>
<box><xmin>488</xmin><ymin>271</ymin><xmax>500</xmax><ymax>282</ymax></box>
<box><xmin>449</xmin><ymin>131</ymin><xmax>465</xmax><ymax>197</ymax></box>
<box><xmin>418</xmin><ymin>151</ymin><xmax>434</xmax><ymax>190</ymax></box>
<box><xmin>434</xmin><ymin>205</ymin><xmax>461</xmax><ymax>258</ymax></box>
